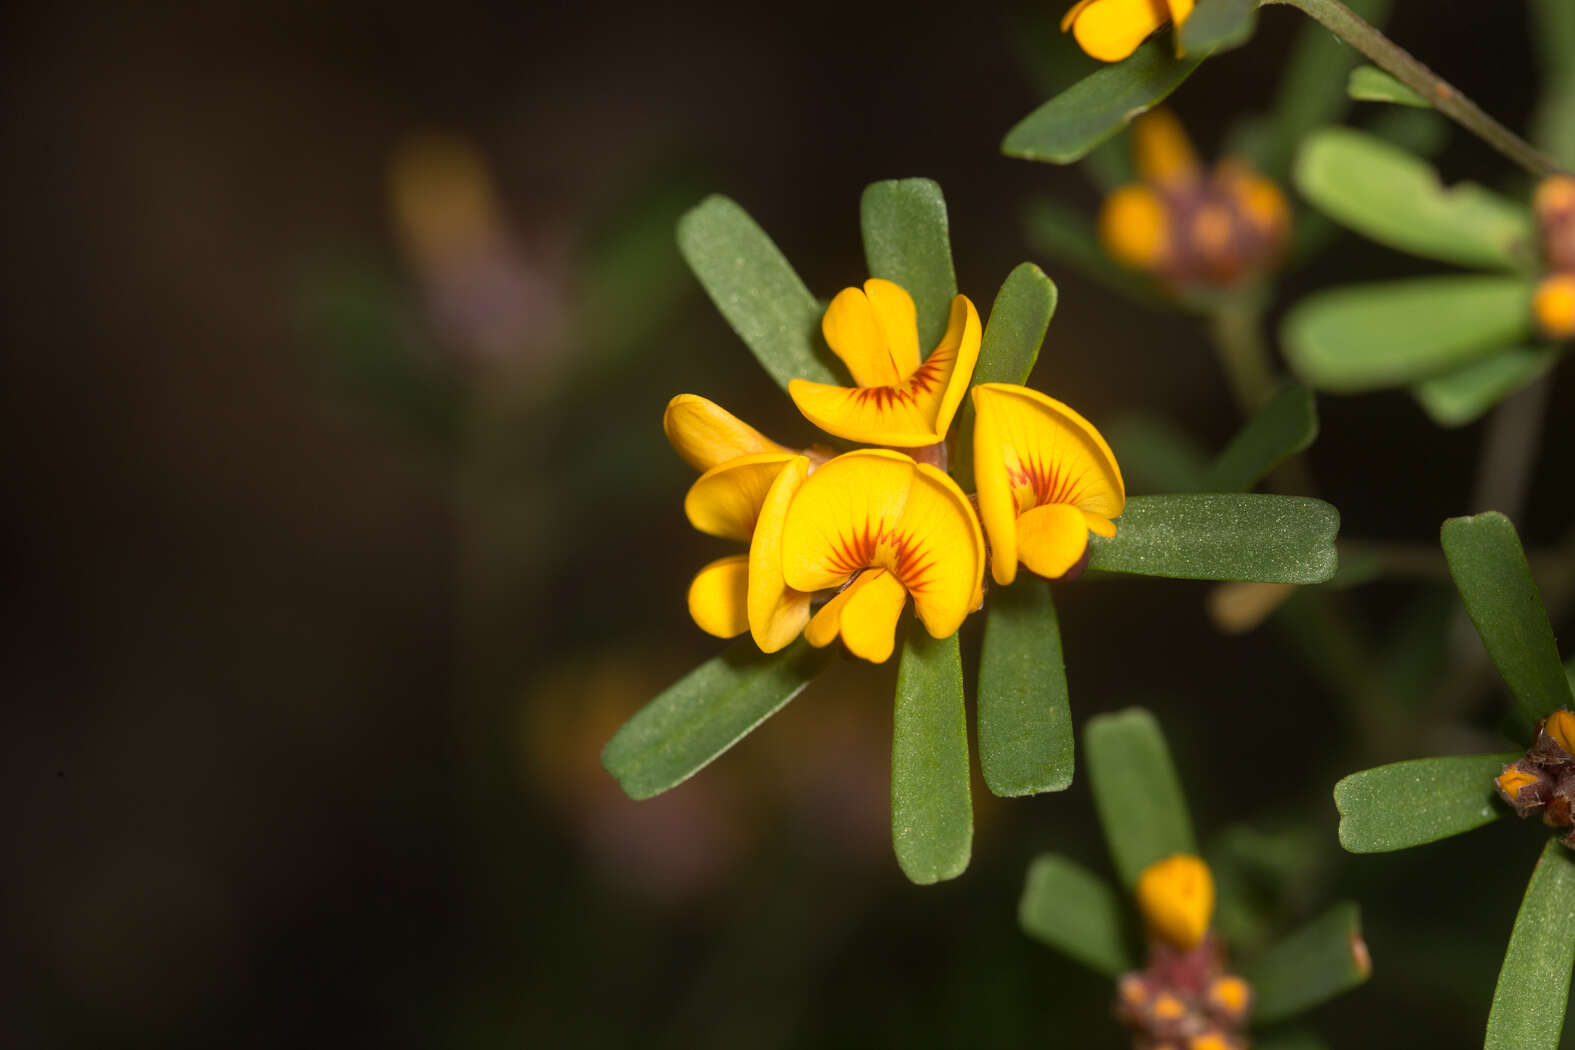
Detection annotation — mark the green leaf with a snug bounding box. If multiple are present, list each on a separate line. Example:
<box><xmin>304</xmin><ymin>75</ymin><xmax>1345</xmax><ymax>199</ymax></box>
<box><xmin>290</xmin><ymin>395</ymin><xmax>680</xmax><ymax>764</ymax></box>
<box><xmin>1332</xmin><ymin>752</ymin><xmax>1518</xmax><ymax>853</ymax></box>
<box><xmin>1177</xmin><ymin>0</ymin><xmax>1258</xmax><ymax>57</ymax></box>
<box><xmin>953</xmin><ymin>262</ymin><xmax>1059</xmax><ymax>489</ymax></box>
<box><xmin>1443</xmin><ymin>512</ymin><xmax>1574</xmax><ymax>727</ymax></box>
<box><xmin>1087</xmin><ymin>494</ymin><xmax>1340</xmax><ymax>584</ymax></box>
<box><xmin>861</xmin><ymin>178</ymin><xmax>959</xmax><ymax>350</ymax></box>
<box><xmin>1018</xmin><ymin>854</ymin><xmax>1134</xmax><ymax>977</ymax></box>
<box><xmin>1293</xmin><ymin>128</ymin><xmax>1535</xmax><ymax>271</ymax></box>
<box><xmin>1201</xmin><ymin>383</ymin><xmax>1319</xmax><ymax>494</ymax></box>
<box><xmin>676</xmin><ymin>195</ymin><xmax>837</xmax><ymax>391</ymax></box>
<box><xmin>1485</xmin><ymin>840</ymin><xmax>1575</xmax><ymax>1050</ymax></box>
<box><xmin>891</xmin><ymin>625</ymin><xmax>972</xmax><ymax>884</ymax></box>
<box><xmin>1411</xmin><ymin>346</ymin><xmax>1562</xmax><ymax>428</ymax></box>
<box><xmin>1567</xmin><ymin>652</ymin><xmax>1575</xmax><ymax>698</ymax></box>
<box><xmin>1086</xmin><ymin>707</ymin><xmax>1196</xmax><ymax>887</ymax></box>
<box><xmin>1243</xmin><ymin>902</ymin><xmax>1372</xmax><ymax>1025</ymax></box>
<box><xmin>1283</xmin><ymin>275</ymin><xmax>1535</xmax><ymax>393</ymax></box>
<box><xmin>978</xmin><ymin>578</ymin><xmax>1073</xmax><ymax>797</ymax></box>
<box><xmin>1002</xmin><ymin>40</ymin><xmax>1206</xmax><ymax>165</ymax></box>
<box><xmin>602</xmin><ymin>638</ymin><xmax>829</xmax><ymax>799</ymax></box>
<box><xmin>1253</xmin><ymin>1031</ymin><xmax>1331</xmax><ymax>1050</ymax></box>
<box><xmin>1347</xmin><ymin>65</ymin><xmax>1430</xmax><ymax>107</ymax></box>
<box><xmin>1531</xmin><ymin>0</ymin><xmax>1575</xmax><ymax>169</ymax></box>
<box><xmin>1023</xmin><ymin>199</ymin><xmax>1164</xmax><ymax>306</ymax></box>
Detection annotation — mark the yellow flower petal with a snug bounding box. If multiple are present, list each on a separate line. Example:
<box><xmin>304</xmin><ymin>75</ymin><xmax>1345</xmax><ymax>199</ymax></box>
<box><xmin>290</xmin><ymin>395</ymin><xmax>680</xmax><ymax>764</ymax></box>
<box><xmin>901</xmin><ymin>463</ymin><xmax>986</xmax><ymax>638</ymax></box>
<box><xmin>804</xmin><ymin>576</ymin><xmax>857</xmax><ymax>649</ymax></box>
<box><xmin>1060</xmin><ymin>0</ymin><xmax>1100</xmax><ymax>32</ymax></box>
<box><xmin>663</xmin><ymin>394</ymin><xmax>787</xmax><ymax>472</ymax></box>
<box><xmin>822</xmin><ymin>285</ymin><xmax>904</xmax><ymax>388</ymax></box>
<box><xmin>684</xmin><ymin>451</ymin><xmax>799</xmax><ymax>541</ymax></box>
<box><xmin>972</xmin><ymin>383</ymin><xmax>1125</xmax><ymax>585</ymax></box>
<box><xmin>1534</xmin><ymin>273</ymin><xmax>1575</xmax><ymax>341</ymax></box>
<box><xmin>837</xmin><ymin>568</ymin><xmax>909</xmax><ymax>662</ymax></box>
<box><xmin>748</xmin><ymin>456</ymin><xmax>812</xmax><ymax>652</ymax></box>
<box><xmin>780</xmin><ymin>450</ymin><xmax>982</xmax><ymax>646</ymax></box>
<box><xmin>1070</xmin><ymin>0</ymin><xmax>1171</xmax><ymax>62</ymax></box>
<box><xmin>1133</xmin><ymin>109</ymin><xmax>1199</xmax><ymax>186</ymax></box>
<box><xmin>863</xmin><ymin>278</ymin><xmax>921</xmax><ymax>381</ymax></box>
<box><xmin>1099</xmin><ymin>184</ymin><xmax>1169</xmax><ymax>271</ymax></box>
<box><xmin>788</xmin><ymin>294</ymin><xmax>981</xmax><ymax>447</ymax></box>
<box><xmin>781</xmin><ymin>450</ymin><xmax>917</xmax><ymax>593</ymax></box>
<box><xmin>1136</xmin><ymin>853</ymin><xmax>1215</xmax><ymax>950</ymax></box>
<box><xmin>1016</xmin><ymin>502</ymin><xmax>1093</xmax><ymax>580</ymax></box>
<box><xmin>687</xmin><ymin>555</ymin><xmax>750</xmax><ymax>638</ymax></box>
<box><xmin>1166</xmin><ymin>0</ymin><xmax>1195</xmax><ymax>26</ymax></box>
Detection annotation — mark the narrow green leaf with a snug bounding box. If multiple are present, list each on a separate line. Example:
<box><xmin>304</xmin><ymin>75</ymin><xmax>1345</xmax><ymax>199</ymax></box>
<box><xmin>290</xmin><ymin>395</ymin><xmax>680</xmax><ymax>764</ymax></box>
<box><xmin>1177</xmin><ymin>0</ymin><xmax>1258</xmax><ymax>57</ymax></box>
<box><xmin>1283</xmin><ymin>276</ymin><xmax>1535</xmax><ymax>393</ymax></box>
<box><xmin>1018</xmin><ymin>854</ymin><xmax>1134</xmax><ymax>977</ymax></box>
<box><xmin>1332</xmin><ymin>752</ymin><xmax>1518</xmax><ymax>853</ymax></box>
<box><xmin>1087</xmin><ymin>494</ymin><xmax>1340</xmax><ymax>584</ymax></box>
<box><xmin>1566</xmin><ymin>652</ymin><xmax>1575</xmax><ymax>697</ymax></box>
<box><xmin>1086</xmin><ymin>707</ymin><xmax>1196</xmax><ymax>887</ymax></box>
<box><xmin>1443</xmin><ymin>512</ymin><xmax>1574</xmax><ymax>726</ymax></box>
<box><xmin>1293</xmin><ymin>128</ymin><xmax>1535</xmax><ymax>271</ymax></box>
<box><xmin>602</xmin><ymin>638</ymin><xmax>829</xmax><ymax>800</ymax></box>
<box><xmin>892</xmin><ymin>625</ymin><xmax>972</xmax><ymax>884</ymax></box>
<box><xmin>1485</xmin><ymin>840</ymin><xmax>1575</xmax><ymax>1050</ymax></box>
<box><xmin>1002</xmin><ymin>40</ymin><xmax>1206</xmax><ymax>165</ymax></box>
<box><xmin>953</xmin><ymin>263</ymin><xmax>1059</xmax><ymax>490</ymax></box>
<box><xmin>1347</xmin><ymin>65</ymin><xmax>1430</xmax><ymax>107</ymax></box>
<box><xmin>861</xmin><ymin>178</ymin><xmax>958</xmax><ymax>350</ymax></box>
<box><xmin>978</xmin><ymin>578</ymin><xmax>1073</xmax><ymax>797</ymax></box>
<box><xmin>1412</xmin><ymin>346</ymin><xmax>1561</xmax><ymax>427</ymax></box>
<box><xmin>676</xmin><ymin>195</ymin><xmax>837</xmax><ymax>391</ymax></box>
<box><xmin>1243</xmin><ymin>902</ymin><xmax>1372</xmax><ymax>1025</ymax></box>
<box><xmin>1531</xmin><ymin>0</ymin><xmax>1575</xmax><ymax>169</ymax></box>
<box><xmin>1023</xmin><ymin>199</ymin><xmax>1164</xmax><ymax>306</ymax></box>
<box><xmin>1201</xmin><ymin>383</ymin><xmax>1318</xmax><ymax>494</ymax></box>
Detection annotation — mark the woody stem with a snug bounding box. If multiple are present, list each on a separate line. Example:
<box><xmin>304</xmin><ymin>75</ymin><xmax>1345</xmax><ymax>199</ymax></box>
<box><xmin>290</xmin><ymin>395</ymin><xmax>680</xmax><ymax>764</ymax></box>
<box><xmin>1265</xmin><ymin>0</ymin><xmax>1566</xmax><ymax>177</ymax></box>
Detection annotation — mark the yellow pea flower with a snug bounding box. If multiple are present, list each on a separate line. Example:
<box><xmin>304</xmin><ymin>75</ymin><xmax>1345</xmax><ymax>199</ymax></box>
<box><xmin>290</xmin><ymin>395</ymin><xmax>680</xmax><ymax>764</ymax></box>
<box><xmin>1099</xmin><ymin>110</ymin><xmax>1291</xmax><ymax>289</ymax></box>
<box><xmin>788</xmin><ymin>279</ymin><xmax>982</xmax><ymax>448</ymax></box>
<box><xmin>1062</xmin><ymin>0</ymin><xmax>1196</xmax><ymax>63</ymax></box>
<box><xmin>1135</xmin><ymin>853</ymin><xmax>1215</xmax><ymax>950</ymax></box>
<box><xmin>779</xmin><ymin>450</ymin><xmax>984</xmax><ymax>663</ymax></box>
<box><xmin>664</xmin><ymin>395</ymin><xmax>813</xmax><ymax>651</ymax></box>
<box><xmin>971</xmin><ymin>383</ymin><xmax>1125</xmax><ymax>585</ymax></box>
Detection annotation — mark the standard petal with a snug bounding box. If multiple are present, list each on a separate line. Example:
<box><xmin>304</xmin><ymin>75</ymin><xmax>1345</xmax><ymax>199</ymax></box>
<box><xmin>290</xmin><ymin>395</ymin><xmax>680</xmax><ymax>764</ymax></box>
<box><xmin>748</xmin><ymin>456</ymin><xmax>812</xmax><ymax>652</ymax></box>
<box><xmin>822</xmin><ymin>286</ymin><xmax>904</xmax><ymax>388</ymax></box>
<box><xmin>1071</xmin><ymin>0</ymin><xmax>1171</xmax><ymax>62</ymax></box>
<box><xmin>895</xmin><ymin>464</ymin><xmax>985</xmax><ymax>638</ymax></box>
<box><xmin>781</xmin><ymin>449</ymin><xmax>916</xmax><ymax>593</ymax></box>
<box><xmin>788</xmin><ymin>377</ymin><xmax>944</xmax><ymax>447</ymax></box>
<box><xmin>837</xmin><ymin>568</ymin><xmax>908</xmax><ymax>663</ymax></box>
<box><xmin>684</xmin><ymin>451</ymin><xmax>799</xmax><ymax>542</ymax></box>
<box><xmin>972</xmin><ymin>384</ymin><xmax>1021</xmax><ymax>586</ymax></box>
<box><xmin>971</xmin><ymin>383</ymin><xmax>1125</xmax><ymax>519</ymax></box>
<box><xmin>862</xmin><ymin>278</ymin><xmax>922</xmax><ymax>381</ymax></box>
<box><xmin>1133</xmin><ymin>109</ymin><xmax>1200</xmax><ymax>186</ymax></box>
<box><xmin>687</xmin><ymin>555</ymin><xmax>750</xmax><ymax>638</ymax></box>
<box><xmin>908</xmin><ymin>295</ymin><xmax>983</xmax><ymax>443</ymax></box>
<box><xmin>1015</xmin><ymin>503</ymin><xmax>1093</xmax><ymax>580</ymax></box>
<box><xmin>663</xmin><ymin>394</ymin><xmax>787</xmax><ymax>472</ymax></box>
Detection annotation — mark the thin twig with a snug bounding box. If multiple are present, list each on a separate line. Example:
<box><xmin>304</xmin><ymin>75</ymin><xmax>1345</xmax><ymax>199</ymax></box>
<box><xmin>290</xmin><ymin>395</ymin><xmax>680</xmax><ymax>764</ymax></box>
<box><xmin>1265</xmin><ymin>0</ymin><xmax>1567</xmax><ymax>177</ymax></box>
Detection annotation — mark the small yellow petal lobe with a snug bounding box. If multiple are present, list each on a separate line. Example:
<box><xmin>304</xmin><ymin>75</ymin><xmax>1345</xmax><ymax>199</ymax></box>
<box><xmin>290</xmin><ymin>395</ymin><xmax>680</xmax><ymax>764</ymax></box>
<box><xmin>687</xmin><ymin>555</ymin><xmax>750</xmax><ymax>638</ymax></box>
<box><xmin>1136</xmin><ymin>853</ymin><xmax>1215</xmax><ymax>950</ymax></box>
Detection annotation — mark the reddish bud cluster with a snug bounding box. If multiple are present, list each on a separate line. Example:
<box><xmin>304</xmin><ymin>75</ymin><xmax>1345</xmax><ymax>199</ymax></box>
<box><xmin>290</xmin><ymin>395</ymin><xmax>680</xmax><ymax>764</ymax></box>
<box><xmin>1533</xmin><ymin>178</ymin><xmax>1575</xmax><ymax>341</ymax></box>
<box><xmin>1495</xmin><ymin>709</ymin><xmax>1575</xmax><ymax>846</ymax></box>
<box><xmin>1115</xmin><ymin>934</ymin><xmax>1251</xmax><ymax>1050</ymax></box>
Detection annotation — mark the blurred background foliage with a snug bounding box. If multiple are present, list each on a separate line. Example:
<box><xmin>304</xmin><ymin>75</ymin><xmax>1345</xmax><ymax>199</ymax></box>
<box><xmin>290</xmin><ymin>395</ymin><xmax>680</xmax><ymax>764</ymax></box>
<box><xmin>4</xmin><ymin>2</ymin><xmax>1575</xmax><ymax>1047</ymax></box>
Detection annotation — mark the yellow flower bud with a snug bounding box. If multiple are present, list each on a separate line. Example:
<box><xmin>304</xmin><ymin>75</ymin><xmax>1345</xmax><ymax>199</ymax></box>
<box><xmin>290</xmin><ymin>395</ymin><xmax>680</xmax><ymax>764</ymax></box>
<box><xmin>1135</xmin><ymin>853</ymin><xmax>1215</xmax><ymax>950</ymax></box>
<box><xmin>1497</xmin><ymin>766</ymin><xmax>1540</xmax><ymax>801</ymax></box>
<box><xmin>1545</xmin><ymin>710</ymin><xmax>1575</xmax><ymax>756</ymax></box>
<box><xmin>1533</xmin><ymin>273</ymin><xmax>1575</xmax><ymax>341</ymax></box>
<box><xmin>1206</xmin><ymin>975</ymin><xmax>1251</xmax><ymax>1018</ymax></box>
<box><xmin>1100</xmin><ymin>184</ymin><xmax>1170</xmax><ymax>271</ymax></box>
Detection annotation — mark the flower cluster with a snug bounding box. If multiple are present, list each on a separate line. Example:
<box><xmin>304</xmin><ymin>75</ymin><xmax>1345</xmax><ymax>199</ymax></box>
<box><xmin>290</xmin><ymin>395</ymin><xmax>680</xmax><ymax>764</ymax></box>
<box><xmin>1496</xmin><ymin>708</ymin><xmax>1575</xmax><ymax>845</ymax></box>
<box><xmin>1100</xmin><ymin>111</ymin><xmax>1291</xmax><ymax>291</ymax></box>
<box><xmin>1533</xmin><ymin>176</ymin><xmax>1575</xmax><ymax>341</ymax></box>
<box><xmin>1118</xmin><ymin>855</ymin><xmax>1252</xmax><ymax>1050</ymax></box>
<box><xmin>666</xmin><ymin>279</ymin><xmax>1125</xmax><ymax>662</ymax></box>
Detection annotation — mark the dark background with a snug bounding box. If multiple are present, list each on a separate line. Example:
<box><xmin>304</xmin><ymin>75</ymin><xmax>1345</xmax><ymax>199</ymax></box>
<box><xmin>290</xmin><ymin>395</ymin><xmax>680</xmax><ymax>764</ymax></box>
<box><xmin>5</xmin><ymin>2</ymin><xmax>1574</xmax><ymax>1047</ymax></box>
